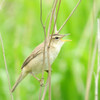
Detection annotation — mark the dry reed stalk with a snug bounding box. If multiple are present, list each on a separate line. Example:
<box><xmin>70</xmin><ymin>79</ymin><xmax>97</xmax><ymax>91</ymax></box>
<box><xmin>49</xmin><ymin>0</ymin><xmax>61</xmax><ymax>47</ymax></box>
<box><xmin>47</xmin><ymin>0</ymin><xmax>58</xmax><ymax>99</ymax></box>
<box><xmin>54</xmin><ymin>10</ymin><xmax>57</xmax><ymax>33</ymax></box>
<box><xmin>85</xmin><ymin>1</ymin><xmax>95</xmax><ymax>100</ymax></box>
<box><xmin>39</xmin><ymin>0</ymin><xmax>47</xmax><ymax>99</ymax></box>
<box><xmin>41</xmin><ymin>75</ymin><xmax>49</xmax><ymax>100</ymax></box>
<box><xmin>40</xmin><ymin>0</ymin><xmax>81</xmax><ymax>99</ymax></box>
<box><xmin>57</xmin><ymin>0</ymin><xmax>81</xmax><ymax>33</ymax></box>
<box><xmin>40</xmin><ymin>0</ymin><xmax>58</xmax><ymax>99</ymax></box>
<box><xmin>0</xmin><ymin>34</ymin><xmax>14</xmax><ymax>100</ymax></box>
<box><xmin>95</xmin><ymin>19</ymin><xmax>100</xmax><ymax>100</ymax></box>
<box><xmin>0</xmin><ymin>1</ymin><xmax>14</xmax><ymax>100</ymax></box>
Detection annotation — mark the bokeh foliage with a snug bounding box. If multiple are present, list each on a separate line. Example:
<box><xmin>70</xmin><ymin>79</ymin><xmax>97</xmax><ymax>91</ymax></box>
<box><xmin>0</xmin><ymin>0</ymin><xmax>100</xmax><ymax>100</ymax></box>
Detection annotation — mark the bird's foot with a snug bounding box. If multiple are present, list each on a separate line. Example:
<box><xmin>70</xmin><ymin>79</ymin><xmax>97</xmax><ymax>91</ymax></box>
<box><xmin>39</xmin><ymin>78</ymin><xmax>44</xmax><ymax>87</ymax></box>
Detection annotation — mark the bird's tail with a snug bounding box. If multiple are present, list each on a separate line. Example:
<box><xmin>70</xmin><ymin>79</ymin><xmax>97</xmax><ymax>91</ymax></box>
<box><xmin>11</xmin><ymin>72</ymin><xmax>27</xmax><ymax>92</ymax></box>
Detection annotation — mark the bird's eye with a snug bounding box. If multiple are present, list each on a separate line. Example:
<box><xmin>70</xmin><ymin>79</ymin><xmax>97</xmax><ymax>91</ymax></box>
<box><xmin>55</xmin><ymin>37</ymin><xmax>59</xmax><ymax>39</ymax></box>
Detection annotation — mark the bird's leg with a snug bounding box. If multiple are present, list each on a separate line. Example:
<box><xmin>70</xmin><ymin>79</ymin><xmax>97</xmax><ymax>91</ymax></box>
<box><xmin>31</xmin><ymin>72</ymin><xmax>40</xmax><ymax>81</ymax></box>
<box><xmin>31</xmin><ymin>72</ymin><xmax>44</xmax><ymax>86</ymax></box>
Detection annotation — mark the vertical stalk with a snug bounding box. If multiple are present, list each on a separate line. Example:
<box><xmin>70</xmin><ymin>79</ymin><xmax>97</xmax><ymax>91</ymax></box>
<box><xmin>47</xmin><ymin>0</ymin><xmax>58</xmax><ymax>100</ymax></box>
<box><xmin>40</xmin><ymin>0</ymin><xmax>47</xmax><ymax>99</ymax></box>
<box><xmin>95</xmin><ymin>19</ymin><xmax>100</xmax><ymax>100</ymax></box>
<box><xmin>0</xmin><ymin>34</ymin><xmax>14</xmax><ymax>100</ymax></box>
<box><xmin>85</xmin><ymin>1</ymin><xmax>95</xmax><ymax>99</ymax></box>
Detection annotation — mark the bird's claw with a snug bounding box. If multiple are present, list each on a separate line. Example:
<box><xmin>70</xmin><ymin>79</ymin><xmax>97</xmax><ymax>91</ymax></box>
<box><xmin>39</xmin><ymin>78</ymin><xmax>44</xmax><ymax>87</ymax></box>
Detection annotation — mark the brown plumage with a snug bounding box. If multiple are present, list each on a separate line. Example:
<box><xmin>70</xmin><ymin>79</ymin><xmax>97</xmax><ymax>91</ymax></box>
<box><xmin>21</xmin><ymin>42</ymin><xmax>44</xmax><ymax>69</ymax></box>
<box><xmin>11</xmin><ymin>34</ymin><xmax>70</xmax><ymax>92</ymax></box>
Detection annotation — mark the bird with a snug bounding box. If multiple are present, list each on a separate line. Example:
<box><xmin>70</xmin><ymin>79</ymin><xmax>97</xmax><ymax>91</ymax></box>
<box><xmin>11</xmin><ymin>33</ymin><xmax>71</xmax><ymax>92</ymax></box>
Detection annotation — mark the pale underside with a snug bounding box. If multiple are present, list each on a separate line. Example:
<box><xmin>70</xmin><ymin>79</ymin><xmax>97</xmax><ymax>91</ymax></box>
<box><xmin>21</xmin><ymin>41</ymin><xmax>63</xmax><ymax>74</ymax></box>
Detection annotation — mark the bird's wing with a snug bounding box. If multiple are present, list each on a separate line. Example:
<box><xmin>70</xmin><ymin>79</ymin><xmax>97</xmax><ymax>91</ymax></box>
<box><xmin>21</xmin><ymin>42</ymin><xmax>44</xmax><ymax>69</ymax></box>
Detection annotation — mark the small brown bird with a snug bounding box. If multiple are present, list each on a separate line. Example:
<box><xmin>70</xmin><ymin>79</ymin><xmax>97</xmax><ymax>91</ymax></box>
<box><xmin>11</xmin><ymin>33</ymin><xmax>71</xmax><ymax>92</ymax></box>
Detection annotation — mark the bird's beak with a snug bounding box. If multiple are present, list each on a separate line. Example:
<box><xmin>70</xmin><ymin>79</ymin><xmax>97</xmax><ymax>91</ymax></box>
<box><xmin>60</xmin><ymin>34</ymin><xmax>72</xmax><ymax>42</ymax></box>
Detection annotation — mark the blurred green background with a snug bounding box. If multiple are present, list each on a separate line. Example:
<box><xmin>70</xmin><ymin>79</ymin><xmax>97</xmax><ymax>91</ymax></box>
<box><xmin>0</xmin><ymin>0</ymin><xmax>100</xmax><ymax>100</ymax></box>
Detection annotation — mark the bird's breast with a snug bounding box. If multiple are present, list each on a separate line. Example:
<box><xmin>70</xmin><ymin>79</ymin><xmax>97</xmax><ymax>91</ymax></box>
<box><xmin>25</xmin><ymin>46</ymin><xmax>61</xmax><ymax>74</ymax></box>
<box><xmin>49</xmin><ymin>46</ymin><xmax>61</xmax><ymax>64</ymax></box>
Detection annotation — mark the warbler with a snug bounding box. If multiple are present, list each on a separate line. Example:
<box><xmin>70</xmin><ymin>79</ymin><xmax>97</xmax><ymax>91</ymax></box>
<box><xmin>11</xmin><ymin>33</ymin><xmax>71</xmax><ymax>92</ymax></box>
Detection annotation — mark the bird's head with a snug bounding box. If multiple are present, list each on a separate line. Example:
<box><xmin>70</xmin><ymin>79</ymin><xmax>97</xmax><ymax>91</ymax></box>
<box><xmin>50</xmin><ymin>33</ymin><xmax>71</xmax><ymax>49</ymax></box>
